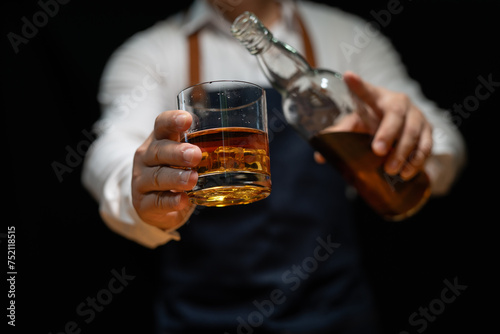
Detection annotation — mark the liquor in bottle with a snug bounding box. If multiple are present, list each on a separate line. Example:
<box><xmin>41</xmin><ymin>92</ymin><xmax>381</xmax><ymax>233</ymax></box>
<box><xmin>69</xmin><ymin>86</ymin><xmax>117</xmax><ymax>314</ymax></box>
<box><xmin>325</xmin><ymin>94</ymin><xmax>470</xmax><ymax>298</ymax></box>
<box><xmin>310</xmin><ymin>132</ymin><xmax>430</xmax><ymax>220</ymax></box>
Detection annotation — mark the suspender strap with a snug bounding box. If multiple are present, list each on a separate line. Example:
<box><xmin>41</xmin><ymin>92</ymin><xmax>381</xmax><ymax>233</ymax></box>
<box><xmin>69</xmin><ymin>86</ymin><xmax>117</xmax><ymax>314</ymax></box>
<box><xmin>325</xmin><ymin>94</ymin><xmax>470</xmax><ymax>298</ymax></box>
<box><xmin>294</xmin><ymin>11</ymin><xmax>317</xmax><ymax>68</ymax></box>
<box><xmin>188</xmin><ymin>30</ymin><xmax>202</xmax><ymax>87</ymax></box>
<box><xmin>188</xmin><ymin>10</ymin><xmax>316</xmax><ymax>86</ymax></box>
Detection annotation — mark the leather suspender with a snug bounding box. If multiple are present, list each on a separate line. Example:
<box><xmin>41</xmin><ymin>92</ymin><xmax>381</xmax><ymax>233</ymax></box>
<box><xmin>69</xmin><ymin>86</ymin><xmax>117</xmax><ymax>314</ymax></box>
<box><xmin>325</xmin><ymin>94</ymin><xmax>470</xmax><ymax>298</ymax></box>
<box><xmin>293</xmin><ymin>11</ymin><xmax>317</xmax><ymax>69</ymax></box>
<box><xmin>187</xmin><ymin>11</ymin><xmax>316</xmax><ymax>87</ymax></box>
<box><xmin>188</xmin><ymin>29</ymin><xmax>202</xmax><ymax>88</ymax></box>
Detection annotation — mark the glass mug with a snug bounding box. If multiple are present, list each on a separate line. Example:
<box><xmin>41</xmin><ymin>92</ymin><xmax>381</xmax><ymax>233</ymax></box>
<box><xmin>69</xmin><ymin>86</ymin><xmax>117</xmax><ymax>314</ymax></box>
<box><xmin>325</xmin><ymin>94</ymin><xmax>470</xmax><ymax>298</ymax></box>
<box><xmin>177</xmin><ymin>80</ymin><xmax>271</xmax><ymax>207</ymax></box>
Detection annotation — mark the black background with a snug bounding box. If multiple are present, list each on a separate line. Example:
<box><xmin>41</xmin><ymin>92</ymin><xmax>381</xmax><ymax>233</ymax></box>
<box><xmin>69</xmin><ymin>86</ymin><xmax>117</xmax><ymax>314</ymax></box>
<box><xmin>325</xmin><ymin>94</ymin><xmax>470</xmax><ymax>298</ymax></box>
<box><xmin>3</xmin><ymin>0</ymin><xmax>499</xmax><ymax>333</ymax></box>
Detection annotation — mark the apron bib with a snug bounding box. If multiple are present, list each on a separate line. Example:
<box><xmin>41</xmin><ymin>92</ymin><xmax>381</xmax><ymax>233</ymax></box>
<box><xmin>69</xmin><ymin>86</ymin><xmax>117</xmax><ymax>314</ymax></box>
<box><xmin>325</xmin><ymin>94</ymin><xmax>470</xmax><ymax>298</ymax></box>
<box><xmin>155</xmin><ymin>9</ymin><xmax>376</xmax><ymax>334</ymax></box>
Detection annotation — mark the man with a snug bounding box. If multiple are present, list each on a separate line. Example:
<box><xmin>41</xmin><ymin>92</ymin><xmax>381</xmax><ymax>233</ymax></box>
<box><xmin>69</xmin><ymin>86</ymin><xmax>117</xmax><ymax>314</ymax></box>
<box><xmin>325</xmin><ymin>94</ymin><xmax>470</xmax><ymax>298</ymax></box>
<box><xmin>82</xmin><ymin>0</ymin><xmax>465</xmax><ymax>333</ymax></box>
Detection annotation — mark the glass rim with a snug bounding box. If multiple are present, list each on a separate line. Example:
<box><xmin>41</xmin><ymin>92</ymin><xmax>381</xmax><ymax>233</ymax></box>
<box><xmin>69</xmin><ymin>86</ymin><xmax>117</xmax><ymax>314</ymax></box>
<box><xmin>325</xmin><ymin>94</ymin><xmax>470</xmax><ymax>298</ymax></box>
<box><xmin>177</xmin><ymin>79</ymin><xmax>265</xmax><ymax>96</ymax></box>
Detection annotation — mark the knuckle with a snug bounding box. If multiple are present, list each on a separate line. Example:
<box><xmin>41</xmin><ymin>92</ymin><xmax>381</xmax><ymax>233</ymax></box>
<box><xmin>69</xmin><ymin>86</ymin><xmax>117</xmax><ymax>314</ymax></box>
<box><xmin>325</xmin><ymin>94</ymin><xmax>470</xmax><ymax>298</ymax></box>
<box><xmin>152</xmin><ymin>165</ymin><xmax>163</xmax><ymax>188</ymax></box>
<box><xmin>390</xmin><ymin>93</ymin><xmax>410</xmax><ymax>116</ymax></box>
<box><xmin>153</xmin><ymin>112</ymin><xmax>167</xmax><ymax>131</ymax></box>
<box><xmin>134</xmin><ymin>142</ymin><xmax>148</xmax><ymax>160</ymax></box>
<box><xmin>134</xmin><ymin>135</ymin><xmax>154</xmax><ymax>164</ymax></box>
<box><xmin>151</xmin><ymin>140</ymin><xmax>163</xmax><ymax>162</ymax></box>
<box><xmin>154</xmin><ymin>191</ymin><xmax>166</xmax><ymax>210</ymax></box>
<box><xmin>131</xmin><ymin>192</ymin><xmax>144</xmax><ymax>213</ymax></box>
<box><xmin>131</xmin><ymin>166</ymin><xmax>141</xmax><ymax>184</ymax></box>
<box><xmin>132</xmin><ymin>173</ymin><xmax>147</xmax><ymax>194</ymax></box>
<box><xmin>395</xmin><ymin>92</ymin><xmax>410</xmax><ymax>106</ymax></box>
<box><xmin>401</xmin><ymin>92</ymin><xmax>410</xmax><ymax>104</ymax></box>
<box><xmin>155</xmin><ymin>191</ymin><xmax>182</xmax><ymax>211</ymax></box>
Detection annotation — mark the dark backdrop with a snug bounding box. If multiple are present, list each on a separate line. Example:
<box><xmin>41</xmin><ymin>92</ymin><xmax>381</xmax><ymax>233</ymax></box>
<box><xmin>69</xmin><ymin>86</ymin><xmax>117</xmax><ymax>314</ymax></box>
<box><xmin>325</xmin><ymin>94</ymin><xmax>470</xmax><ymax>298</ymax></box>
<box><xmin>3</xmin><ymin>0</ymin><xmax>498</xmax><ymax>333</ymax></box>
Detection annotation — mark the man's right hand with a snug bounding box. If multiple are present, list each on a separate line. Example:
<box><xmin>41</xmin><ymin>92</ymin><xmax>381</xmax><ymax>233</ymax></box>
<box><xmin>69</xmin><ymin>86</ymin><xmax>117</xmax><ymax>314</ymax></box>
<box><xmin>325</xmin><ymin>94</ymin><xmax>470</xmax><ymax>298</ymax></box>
<box><xmin>131</xmin><ymin>110</ymin><xmax>202</xmax><ymax>229</ymax></box>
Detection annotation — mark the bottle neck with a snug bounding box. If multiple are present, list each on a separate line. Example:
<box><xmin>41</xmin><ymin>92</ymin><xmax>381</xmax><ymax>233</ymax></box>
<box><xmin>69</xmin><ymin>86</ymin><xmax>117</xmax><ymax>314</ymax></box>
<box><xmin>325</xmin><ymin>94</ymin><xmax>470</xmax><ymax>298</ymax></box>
<box><xmin>231</xmin><ymin>11</ymin><xmax>274</xmax><ymax>55</ymax></box>
<box><xmin>232</xmin><ymin>12</ymin><xmax>313</xmax><ymax>93</ymax></box>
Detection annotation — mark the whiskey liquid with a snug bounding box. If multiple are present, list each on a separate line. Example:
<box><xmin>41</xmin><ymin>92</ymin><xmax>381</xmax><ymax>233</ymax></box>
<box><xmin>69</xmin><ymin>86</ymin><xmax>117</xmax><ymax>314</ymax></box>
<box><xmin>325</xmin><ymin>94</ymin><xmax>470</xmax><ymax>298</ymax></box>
<box><xmin>310</xmin><ymin>132</ymin><xmax>431</xmax><ymax>221</ymax></box>
<box><xmin>183</xmin><ymin>127</ymin><xmax>271</xmax><ymax>207</ymax></box>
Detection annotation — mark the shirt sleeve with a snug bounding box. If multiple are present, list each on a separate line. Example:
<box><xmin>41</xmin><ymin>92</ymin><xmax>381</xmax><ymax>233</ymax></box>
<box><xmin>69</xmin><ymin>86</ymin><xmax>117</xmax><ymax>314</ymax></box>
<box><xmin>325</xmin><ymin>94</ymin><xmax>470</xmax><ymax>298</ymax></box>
<box><xmin>81</xmin><ymin>24</ymin><xmax>190</xmax><ymax>248</ymax></box>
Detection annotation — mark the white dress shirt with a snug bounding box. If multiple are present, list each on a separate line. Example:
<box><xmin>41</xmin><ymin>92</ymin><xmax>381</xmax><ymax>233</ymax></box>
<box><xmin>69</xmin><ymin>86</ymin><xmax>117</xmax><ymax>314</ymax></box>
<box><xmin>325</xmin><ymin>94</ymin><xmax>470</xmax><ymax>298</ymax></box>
<box><xmin>82</xmin><ymin>0</ymin><xmax>466</xmax><ymax>248</ymax></box>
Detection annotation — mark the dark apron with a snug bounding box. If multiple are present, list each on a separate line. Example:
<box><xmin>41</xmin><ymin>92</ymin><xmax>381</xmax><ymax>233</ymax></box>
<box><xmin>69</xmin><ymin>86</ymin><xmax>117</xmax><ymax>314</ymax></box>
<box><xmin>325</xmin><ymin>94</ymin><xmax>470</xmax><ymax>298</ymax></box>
<box><xmin>154</xmin><ymin>10</ymin><xmax>377</xmax><ymax>334</ymax></box>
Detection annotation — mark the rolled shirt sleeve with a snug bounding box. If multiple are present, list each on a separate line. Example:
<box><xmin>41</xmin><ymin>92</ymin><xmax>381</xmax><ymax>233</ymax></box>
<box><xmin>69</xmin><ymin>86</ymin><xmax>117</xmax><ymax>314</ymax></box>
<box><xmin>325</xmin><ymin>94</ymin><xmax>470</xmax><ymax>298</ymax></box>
<box><xmin>82</xmin><ymin>18</ymin><xmax>192</xmax><ymax>248</ymax></box>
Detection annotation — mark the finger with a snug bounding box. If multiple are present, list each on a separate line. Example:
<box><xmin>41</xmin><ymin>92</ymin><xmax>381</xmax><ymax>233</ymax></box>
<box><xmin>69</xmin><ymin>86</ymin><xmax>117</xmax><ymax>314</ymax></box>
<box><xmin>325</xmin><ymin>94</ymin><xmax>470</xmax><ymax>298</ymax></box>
<box><xmin>142</xmin><ymin>140</ymin><xmax>202</xmax><ymax>168</ymax></box>
<box><xmin>154</xmin><ymin>110</ymin><xmax>193</xmax><ymax>141</ymax></box>
<box><xmin>400</xmin><ymin>123</ymin><xmax>433</xmax><ymax>180</ymax></box>
<box><xmin>149</xmin><ymin>203</ymin><xmax>197</xmax><ymax>230</ymax></box>
<box><xmin>384</xmin><ymin>106</ymin><xmax>426</xmax><ymax>175</ymax></box>
<box><xmin>314</xmin><ymin>152</ymin><xmax>326</xmax><ymax>164</ymax></box>
<box><xmin>135</xmin><ymin>166</ymin><xmax>198</xmax><ymax>193</ymax></box>
<box><xmin>369</xmin><ymin>89</ymin><xmax>417</xmax><ymax>157</ymax></box>
<box><xmin>133</xmin><ymin>191</ymin><xmax>192</xmax><ymax>228</ymax></box>
<box><xmin>343</xmin><ymin>71</ymin><xmax>382</xmax><ymax>115</ymax></box>
<box><xmin>156</xmin><ymin>204</ymin><xmax>197</xmax><ymax>230</ymax></box>
<box><xmin>344</xmin><ymin>71</ymin><xmax>401</xmax><ymax>156</ymax></box>
<box><xmin>371</xmin><ymin>101</ymin><xmax>407</xmax><ymax>157</ymax></box>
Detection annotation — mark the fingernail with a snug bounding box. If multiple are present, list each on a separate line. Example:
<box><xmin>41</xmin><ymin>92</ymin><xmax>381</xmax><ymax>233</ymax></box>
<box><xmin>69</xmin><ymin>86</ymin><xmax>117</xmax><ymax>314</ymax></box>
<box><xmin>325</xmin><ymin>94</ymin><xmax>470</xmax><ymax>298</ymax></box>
<box><xmin>401</xmin><ymin>164</ymin><xmax>416</xmax><ymax>180</ymax></box>
<box><xmin>179</xmin><ymin>170</ymin><xmax>192</xmax><ymax>184</ymax></box>
<box><xmin>372</xmin><ymin>141</ymin><xmax>387</xmax><ymax>156</ymax></box>
<box><xmin>386</xmin><ymin>159</ymin><xmax>401</xmax><ymax>174</ymax></box>
<box><xmin>174</xmin><ymin>113</ymin><xmax>188</xmax><ymax>129</ymax></box>
<box><xmin>182</xmin><ymin>147</ymin><xmax>195</xmax><ymax>164</ymax></box>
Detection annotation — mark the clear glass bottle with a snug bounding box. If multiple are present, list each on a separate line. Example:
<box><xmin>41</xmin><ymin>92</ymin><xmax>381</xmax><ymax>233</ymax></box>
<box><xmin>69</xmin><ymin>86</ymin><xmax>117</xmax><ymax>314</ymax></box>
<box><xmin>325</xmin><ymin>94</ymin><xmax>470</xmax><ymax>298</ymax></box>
<box><xmin>231</xmin><ymin>12</ymin><xmax>431</xmax><ymax>221</ymax></box>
